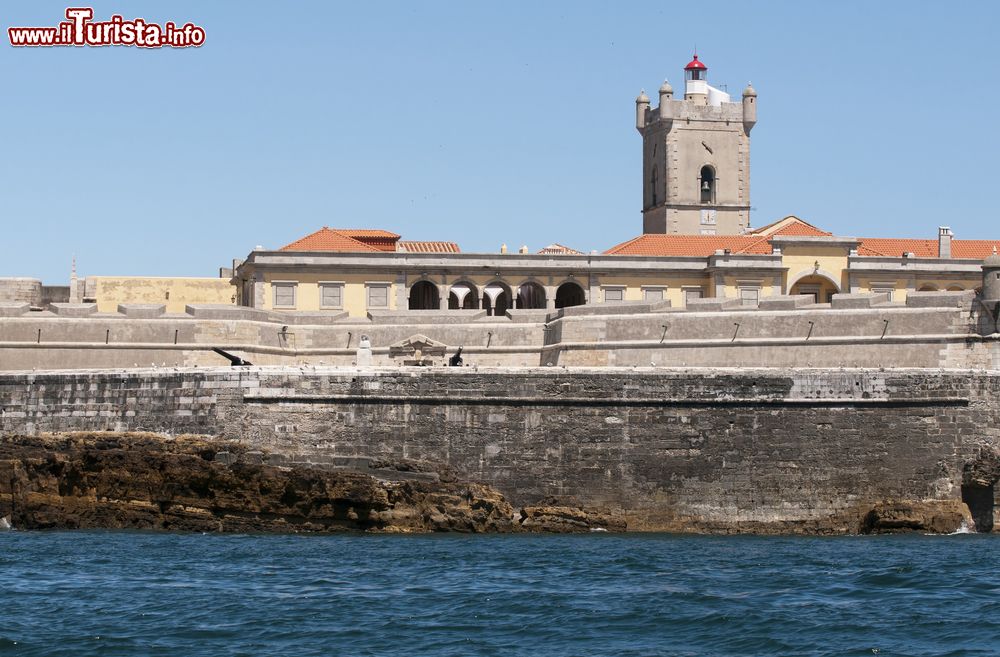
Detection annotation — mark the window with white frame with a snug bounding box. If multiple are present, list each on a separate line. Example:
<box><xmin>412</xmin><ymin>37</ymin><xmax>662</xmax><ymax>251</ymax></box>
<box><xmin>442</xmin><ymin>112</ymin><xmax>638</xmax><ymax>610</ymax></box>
<box><xmin>272</xmin><ymin>282</ymin><xmax>297</xmax><ymax>308</ymax></box>
<box><xmin>738</xmin><ymin>286</ymin><xmax>760</xmax><ymax>307</ymax></box>
<box><xmin>320</xmin><ymin>283</ymin><xmax>344</xmax><ymax>308</ymax></box>
<box><xmin>366</xmin><ymin>283</ymin><xmax>390</xmax><ymax>308</ymax></box>
<box><xmin>683</xmin><ymin>288</ymin><xmax>703</xmax><ymax>306</ymax></box>
<box><xmin>642</xmin><ymin>287</ymin><xmax>665</xmax><ymax>302</ymax></box>
<box><xmin>603</xmin><ymin>287</ymin><xmax>624</xmax><ymax>303</ymax></box>
<box><xmin>870</xmin><ymin>285</ymin><xmax>894</xmax><ymax>301</ymax></box>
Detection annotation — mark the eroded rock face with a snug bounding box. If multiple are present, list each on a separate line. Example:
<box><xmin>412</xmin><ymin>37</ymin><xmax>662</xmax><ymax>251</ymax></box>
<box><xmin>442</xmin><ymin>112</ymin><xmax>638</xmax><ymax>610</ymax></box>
<box><xmin>519</xmin><ymin>496</ymin><xmax>627</xmax><ymax>533</ymax></box>
<box><xmin>963</xmin><ymin>447</ymin><xmax>1000</xmax><ymax>488</ymax></box>
<box><xmin>0</xmin><ymin>434</ymin><xmax>624</xmax><ymax>534</ymax></box>
<box><xmin>860</xmin><ymin>500</ymin><xmax>974</xmax><ymax>534</ymax></box>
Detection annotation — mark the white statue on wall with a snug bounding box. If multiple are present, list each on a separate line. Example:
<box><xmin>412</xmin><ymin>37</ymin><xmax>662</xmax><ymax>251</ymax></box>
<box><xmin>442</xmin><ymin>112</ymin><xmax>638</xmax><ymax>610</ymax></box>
<box><xmin>357</xmin><ymin>335</ymin><xmax>373</xmax><ymax>366</ymax></box>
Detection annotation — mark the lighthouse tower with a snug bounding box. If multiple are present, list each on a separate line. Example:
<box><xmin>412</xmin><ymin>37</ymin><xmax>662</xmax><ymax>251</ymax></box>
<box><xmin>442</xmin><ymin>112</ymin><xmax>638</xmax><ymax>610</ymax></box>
<box><xmin>635</xmin><ymin>54</ymin><xmax>756</xmax><ymax>235</ymax></box>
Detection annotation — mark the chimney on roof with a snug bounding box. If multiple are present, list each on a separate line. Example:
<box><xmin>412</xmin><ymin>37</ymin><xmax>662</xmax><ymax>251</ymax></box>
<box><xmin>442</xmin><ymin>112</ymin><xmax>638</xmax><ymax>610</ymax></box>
<box><xmin>519</xmin><ymin>245</ymin><xmax>528</xmax><ymax>254</ymax></box>
<box><xmin>938</xmin><ymin>226</ymin><xmax>953</xmax><ymax>259</ymax></box>
<box><xmin>500</xmin><ymin>243</ymin><xmax>508</xmax><ymax>254</ymax></box>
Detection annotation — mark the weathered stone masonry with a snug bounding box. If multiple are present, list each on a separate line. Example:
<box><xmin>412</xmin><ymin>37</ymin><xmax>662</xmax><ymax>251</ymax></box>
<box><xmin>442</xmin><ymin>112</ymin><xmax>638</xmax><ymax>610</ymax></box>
<box><xmin>2</xmin><ymin>367</ymin><xmax>999</xmax><ymax>532</ymax></box>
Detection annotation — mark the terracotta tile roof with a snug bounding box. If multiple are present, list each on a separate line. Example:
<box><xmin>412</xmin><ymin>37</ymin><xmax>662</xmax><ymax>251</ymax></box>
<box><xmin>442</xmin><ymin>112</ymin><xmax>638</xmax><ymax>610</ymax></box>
<box><xmin>953</xmin><ymin>240</ymin><xmax>1000</xmax><ymax>259</ymax></box>
<box><xmin>604</xmin><ymin>234</ymin><xmax>768</xmax><ymax>256</ymax></box>
<box><xmin>748</xmin><ymin>215</ymin><xmax>831</xmax><ymax>237</ymax></box>
<box><xmin>856</xmin><ymin>238</ymin><xmax>936</xmax><ymax>257</ymax></box>
<box><xmin>768</xmin><ymin>222</ymin><xmax>832</xmax><ymax>237</ymax></box>
<box><xmin>606</xmin><ymin>216</ymin><xmax>841</xmax><ymax>257</ymax></box>
<box><xmin>537</xmin><ymin>243</ymin><xmax>583</xmax><ymax>255</ymax></box>
<box><xmin>858</xmin><ymin>238</ymin><xmax>1000</xmax><ymax>259</ymax></box>
<box><xmin>398</xmin><ymin>241</ymin><xmax>461</xmax><ymax>253</ymax></box>
<box><xmin>331</xmin><ymin>229</ymin><xmax>400</xmax><ymax>252</ymax></box>
<box><xmin>608</xmin><ymin>232</ymin><xmax>1000</xmax><ymax>259</ymax></box>
<box><xmin>279</xmin><ymin>227</ymin><xmax>380</xmax><ymax>252</ymax></box>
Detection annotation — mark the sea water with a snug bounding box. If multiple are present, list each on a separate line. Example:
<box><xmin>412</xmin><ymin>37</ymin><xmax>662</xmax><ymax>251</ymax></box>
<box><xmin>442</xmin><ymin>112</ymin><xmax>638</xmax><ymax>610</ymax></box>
<box><xmin>1</xmin><ymin>531</ymin><xmax>998</xmax><ymax>656</ymax></box>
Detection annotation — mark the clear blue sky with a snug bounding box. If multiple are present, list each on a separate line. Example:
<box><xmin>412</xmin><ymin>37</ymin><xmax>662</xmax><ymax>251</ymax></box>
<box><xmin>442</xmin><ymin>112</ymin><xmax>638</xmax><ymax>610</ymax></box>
<box><xmin>3</xmin><ymin>1</ymin><xmax>999</xmax><ymax>282</ymax></box>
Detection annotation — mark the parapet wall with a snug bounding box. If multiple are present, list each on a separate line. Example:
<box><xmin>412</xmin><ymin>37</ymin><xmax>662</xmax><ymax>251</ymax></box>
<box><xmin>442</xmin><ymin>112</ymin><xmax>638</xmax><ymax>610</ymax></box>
<box><xmin>1</xmin><ymin>366</ymin><xmax>999</xmax><ymax>532</ymax></box>
<box><xmin>0</xmin><ymin>278</ymin><xmax>42</xmax><ymax>305</ymax></box>
<box><xmin>0</xmin><ymin>292</ymin><xmax>996</xmax><ymax>371</ymax></box>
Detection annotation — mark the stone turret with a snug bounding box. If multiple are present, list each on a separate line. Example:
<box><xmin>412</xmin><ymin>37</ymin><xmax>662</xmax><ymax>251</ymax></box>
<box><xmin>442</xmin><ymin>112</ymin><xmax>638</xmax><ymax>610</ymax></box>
<box><xmin>635</xmin><ymin>90</ymin><xmax>650</xmax><ymax>131</ymax></box>
<box><xmin>742</xmin><ymin>83</ymin><xmax>757</xmax><ymax>135</ymax></box>
<box><xmin>983</xmin><ymin>248</ymin><xmax>1000</xmax><ymax>304</ymax></box>
<box><xmin>658</xmin><ymin>80</ymin><xmax>673</xmax><ymax>120</ymax></box>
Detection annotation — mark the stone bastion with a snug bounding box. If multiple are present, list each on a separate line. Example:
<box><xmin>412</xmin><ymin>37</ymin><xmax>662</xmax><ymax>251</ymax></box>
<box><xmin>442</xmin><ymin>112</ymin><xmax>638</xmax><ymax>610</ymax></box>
<box><xmin>2</xmin><ymin>365</ymin><xmax>999</xmax><ymax>533</ymax></box>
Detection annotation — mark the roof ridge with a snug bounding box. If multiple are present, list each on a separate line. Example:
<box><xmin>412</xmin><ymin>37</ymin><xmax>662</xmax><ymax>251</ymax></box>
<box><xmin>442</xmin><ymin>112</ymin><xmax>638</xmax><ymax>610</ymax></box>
<box><xmin>337</xmin><ymin>228</ymin><xmax>401</xmax><ymax>236</ymax></box>
<box><xmin>732</xmin><ymin>233</ymin><xmax>773</xmax><ymax>254</ymax></box>
<box><xmin>749</xmin><ymin>215</ymin><xmax>831</xmax><ymax>237</ymax></box>
<box><xmin>279</xmin><ymin>227</ymin><xmax>380</xmax><ymax>252</ymax></box>
<box><xmin>323</xmin><ymin>228</ymin><xmax>378</xmax><ymax>251</ymax></box>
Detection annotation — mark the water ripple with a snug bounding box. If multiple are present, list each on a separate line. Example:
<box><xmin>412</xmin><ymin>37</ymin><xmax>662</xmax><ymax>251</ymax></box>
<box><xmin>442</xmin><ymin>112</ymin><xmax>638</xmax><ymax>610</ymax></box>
<box><xmin>0</xmin><ymin>532</ymin><xmax>998</xmax><ymax>655</ymax></box>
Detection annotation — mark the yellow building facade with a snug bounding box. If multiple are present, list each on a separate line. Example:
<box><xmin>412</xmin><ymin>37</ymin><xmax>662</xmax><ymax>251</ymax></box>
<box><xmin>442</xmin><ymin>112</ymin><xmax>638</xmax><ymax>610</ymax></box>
<box><xmin>233</xmin><ymin>218</ymin><xmax>998</xmax><ymax>318</ymax></box>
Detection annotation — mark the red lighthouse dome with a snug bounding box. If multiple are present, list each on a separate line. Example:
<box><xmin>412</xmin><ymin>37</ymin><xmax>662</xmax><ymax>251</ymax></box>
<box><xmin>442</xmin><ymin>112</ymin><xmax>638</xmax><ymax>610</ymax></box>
<box><xmin>684</xmin><ymin>54</ymin><xmax>707</xmax><ymax>71</ymax></box>
<box><xmin>684</xmin><ymin>54</ymin><xmax>707</xmax><ymax>82</ymax></box>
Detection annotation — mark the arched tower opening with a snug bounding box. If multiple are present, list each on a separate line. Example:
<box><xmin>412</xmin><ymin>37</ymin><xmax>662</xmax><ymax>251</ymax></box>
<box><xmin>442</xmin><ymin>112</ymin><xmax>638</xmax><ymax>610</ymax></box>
<box><xmin>699</xmin><ymin>166</ymin><xmax>716</xmax><ymax>204</ymax></box>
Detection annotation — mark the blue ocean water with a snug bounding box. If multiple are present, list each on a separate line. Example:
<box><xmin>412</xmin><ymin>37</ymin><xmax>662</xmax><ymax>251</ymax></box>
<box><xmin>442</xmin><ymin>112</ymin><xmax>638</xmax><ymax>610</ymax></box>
<box><xmin>0</xmin><ymin>532</ymin><xmax>998</xmax><ymax>656</ymax></box>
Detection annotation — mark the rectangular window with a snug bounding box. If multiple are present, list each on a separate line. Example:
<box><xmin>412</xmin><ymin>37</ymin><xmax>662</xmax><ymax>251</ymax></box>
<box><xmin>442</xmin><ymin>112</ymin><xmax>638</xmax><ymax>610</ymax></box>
<box><xmin>871</xmin><ymin>287</ymin><xmax>894</xmax><ymax>301</ymax></box>
<box><xmin>643</xmin><ymin>288</ymin><xmax>664</xmax><ymax>302</ymax></box>
<box><xmin>684</xmin><ymin>288</ymin><xmax>703</xmax><ymax>306</ymax></box>
<box><xmin>272</xmin><ymin>283</ymin><xmax>296</xmax><ymax>308</ymax></box>
<box><xmin>738</xmin><ymin>287</ymin><xmax>759</xmax><ymax>307</ymax></box>
<box><xmin>367</xmin><ymin>284</ymin><xmax>389</xmax><ymax>308</ymax></box>
<box><xmin>797</xmin><ymin>285</ymin><xmax>820</xmax><ymax>304</ymax></box>
<box><xmin>603</xmin><ymin>287</ymin><xmax>624</xmax><ymax>303</ymax></box>
<box><xmin>320</xmin><ymin>283</ymin><xmax>343</xmax><ymax>308</ymax></box>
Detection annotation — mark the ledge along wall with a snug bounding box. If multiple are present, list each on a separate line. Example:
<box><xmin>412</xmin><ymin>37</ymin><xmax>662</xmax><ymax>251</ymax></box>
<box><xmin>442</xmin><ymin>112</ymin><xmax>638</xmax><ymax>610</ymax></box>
<box><xmin>2</xmin><ymin>366</ymin><xmax>999</xmax><ymax>533</ymax></box>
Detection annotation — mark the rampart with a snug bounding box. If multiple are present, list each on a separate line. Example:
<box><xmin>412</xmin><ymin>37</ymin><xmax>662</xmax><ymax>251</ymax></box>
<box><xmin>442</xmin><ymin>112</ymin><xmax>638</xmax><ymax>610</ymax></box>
<box><xmin>2</xmin><ymin>366</ymin><xmax>999</xmax><ymax>532</ymax></box>
<box><xmin>0</xmin><ymin>291</ymin><xmax>997</xmax><ymax>371</ymax></box>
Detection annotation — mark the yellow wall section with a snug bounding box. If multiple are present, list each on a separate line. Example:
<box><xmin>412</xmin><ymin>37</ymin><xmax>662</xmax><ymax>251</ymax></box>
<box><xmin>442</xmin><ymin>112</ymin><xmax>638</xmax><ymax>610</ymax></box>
<box><xmin>93</xmin><ymin>277</ymin><xmax>234</xmax><ymax>314</ymax></box>
<box><xmin>262</xmin><ymin>273</ymin><xmax>396</xmax><ymax>317</ymax></box>
<box><xmin>597</xmin><ymin>275</ymin><xmax>710</xmax><ymax>307</ymax></box>
<box><xmin>715</xmin><ymin>275</ymin><xmax>777</xmax><ymax>301</ymax></box>
<box><xmin>912</xmin><ymin>278</ymin><xmax>980</xmax><ymax>292</ymax></box>
<box><xmin>780</xmin><ymin>246</ymin><xmax>850</xmax><ymax>294</ymax></box>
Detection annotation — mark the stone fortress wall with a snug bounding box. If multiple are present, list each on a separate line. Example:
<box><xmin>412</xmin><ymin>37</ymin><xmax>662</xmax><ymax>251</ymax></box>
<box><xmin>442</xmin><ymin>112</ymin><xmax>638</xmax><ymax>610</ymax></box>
<box><xmin>0</xmin><ymin>290</ymin><xmax>997</xmax><ymax>371</ymax></box>
<box><xmin>1</xmin><ymin>366</ymin><xmax>999</xmax><ymax>533</ymax></box>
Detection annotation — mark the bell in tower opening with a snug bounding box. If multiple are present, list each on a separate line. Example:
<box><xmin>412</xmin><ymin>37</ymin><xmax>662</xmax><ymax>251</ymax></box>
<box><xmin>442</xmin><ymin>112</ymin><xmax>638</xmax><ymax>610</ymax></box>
<box><xmin>700</xmin><ymin>166</ymin><xmax>715</xmax><ymax>204</ymax></box>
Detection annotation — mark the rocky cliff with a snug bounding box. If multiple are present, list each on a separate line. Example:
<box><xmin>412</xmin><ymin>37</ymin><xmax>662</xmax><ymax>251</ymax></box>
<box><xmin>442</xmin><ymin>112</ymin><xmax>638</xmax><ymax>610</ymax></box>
<box><xmin>0</xmin><ymin>433</ymin><xmax>623</xmax><ymax>534</ymax></box>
